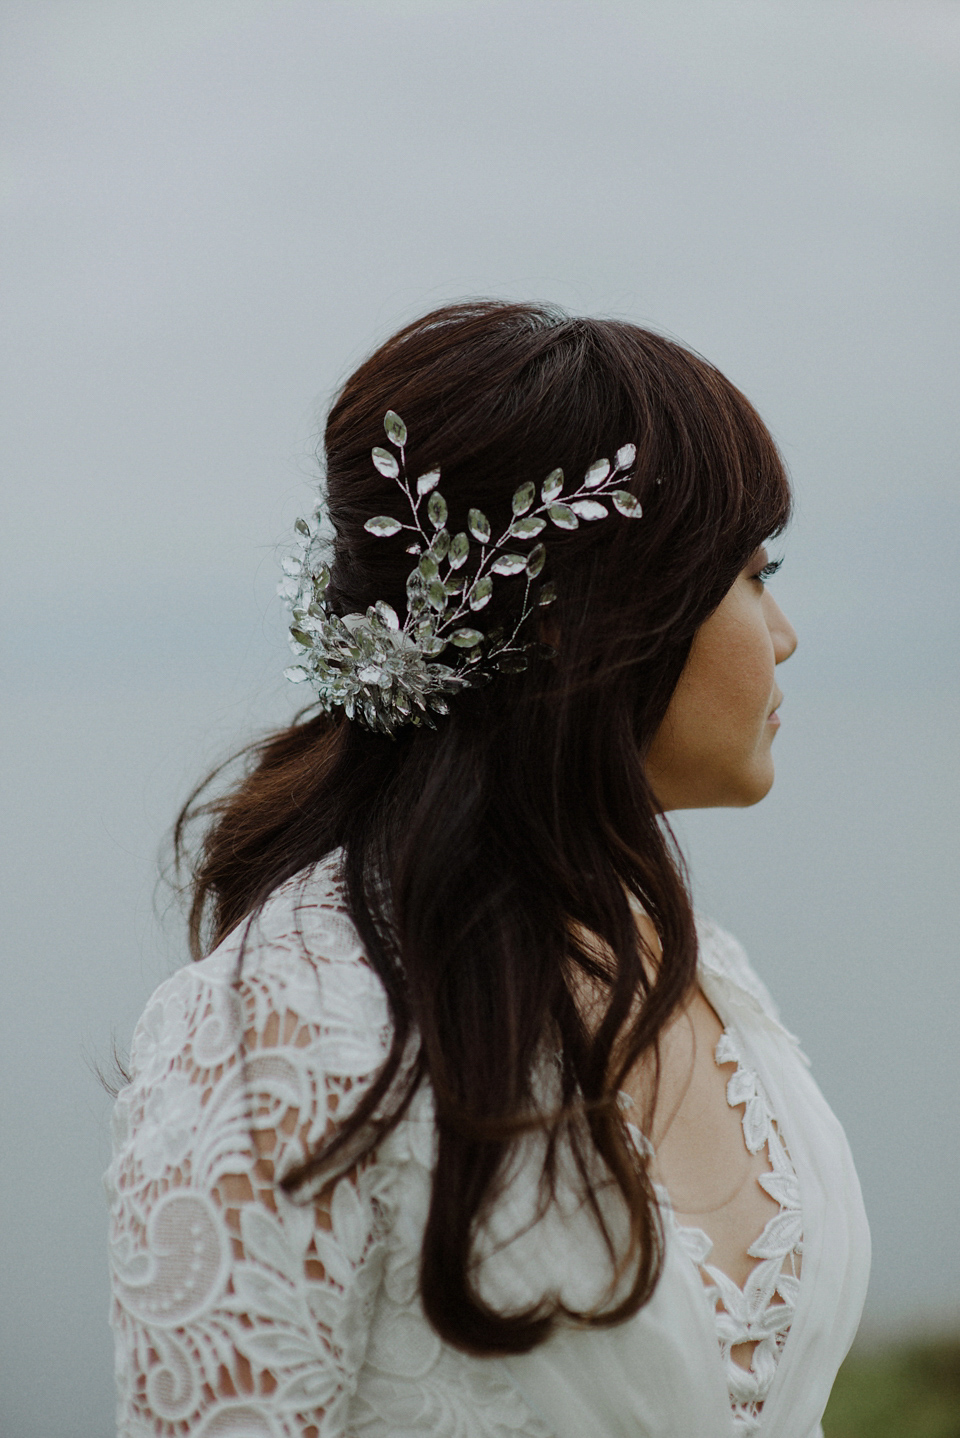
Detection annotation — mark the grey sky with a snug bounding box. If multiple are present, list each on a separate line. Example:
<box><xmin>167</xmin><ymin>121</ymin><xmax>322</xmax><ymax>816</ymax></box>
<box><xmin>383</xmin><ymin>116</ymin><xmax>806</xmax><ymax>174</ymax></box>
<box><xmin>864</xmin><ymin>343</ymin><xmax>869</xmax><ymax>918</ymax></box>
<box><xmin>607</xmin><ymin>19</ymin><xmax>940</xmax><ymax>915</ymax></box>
<box><xmin>2</xmin><ymin>3</ymin><xmax>958</xmax><ymax>1434</ymax></box>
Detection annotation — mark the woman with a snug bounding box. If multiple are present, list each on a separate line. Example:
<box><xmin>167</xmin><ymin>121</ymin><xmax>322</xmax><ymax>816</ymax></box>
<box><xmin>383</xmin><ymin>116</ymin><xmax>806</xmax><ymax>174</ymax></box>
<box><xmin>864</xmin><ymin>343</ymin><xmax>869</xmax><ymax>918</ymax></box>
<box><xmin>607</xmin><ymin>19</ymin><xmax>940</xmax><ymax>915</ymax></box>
<box><xmin>105</xmin><ymin>301</ymin><xmax>869</xmax><ymax>1438</ymax></box>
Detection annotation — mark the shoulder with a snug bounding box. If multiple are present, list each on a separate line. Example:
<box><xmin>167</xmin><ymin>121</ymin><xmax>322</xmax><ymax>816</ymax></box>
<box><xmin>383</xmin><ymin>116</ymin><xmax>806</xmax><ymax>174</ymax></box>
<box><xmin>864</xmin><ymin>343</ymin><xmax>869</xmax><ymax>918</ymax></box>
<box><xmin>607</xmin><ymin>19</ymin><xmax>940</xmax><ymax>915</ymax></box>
<box><xmin>695</xmin><ymin>915</ymin><xmax>806</xmax><ymax>1057</ymax></box>
<box><xmin>694</xmin><ymin>915</ymin><xmax>780</xmax><ymax>1017</ymax></box>
<box><xmin>134</xmin><ymin>851</ymin><xmax>388</xmax><ymax>1062</ymax></box>
<box><xmin>114</xmin><ymin>851</ymin><xmax>394</xmax><ymax>1184</ymax></box>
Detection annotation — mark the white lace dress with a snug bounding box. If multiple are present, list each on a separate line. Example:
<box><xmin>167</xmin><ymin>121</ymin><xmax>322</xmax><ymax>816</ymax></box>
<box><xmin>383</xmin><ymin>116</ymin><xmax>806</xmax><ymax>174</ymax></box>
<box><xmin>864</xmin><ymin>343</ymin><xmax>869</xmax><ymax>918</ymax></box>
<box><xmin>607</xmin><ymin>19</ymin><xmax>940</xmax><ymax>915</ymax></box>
<box><xmin>105</xmin><ymin>854</ymin><xmax>870</xmax><ymax>1438</ymax></box>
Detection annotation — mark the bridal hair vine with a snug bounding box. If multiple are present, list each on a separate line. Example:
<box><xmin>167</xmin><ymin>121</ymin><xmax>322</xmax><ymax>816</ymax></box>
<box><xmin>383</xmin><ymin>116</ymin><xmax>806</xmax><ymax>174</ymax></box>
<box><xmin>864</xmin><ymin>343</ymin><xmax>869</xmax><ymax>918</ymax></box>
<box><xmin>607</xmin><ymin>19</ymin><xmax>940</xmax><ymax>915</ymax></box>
<box><xmin>278</xmin><ymin>410</ymin><xmax>642</xmax><ymax>735</ymax></box>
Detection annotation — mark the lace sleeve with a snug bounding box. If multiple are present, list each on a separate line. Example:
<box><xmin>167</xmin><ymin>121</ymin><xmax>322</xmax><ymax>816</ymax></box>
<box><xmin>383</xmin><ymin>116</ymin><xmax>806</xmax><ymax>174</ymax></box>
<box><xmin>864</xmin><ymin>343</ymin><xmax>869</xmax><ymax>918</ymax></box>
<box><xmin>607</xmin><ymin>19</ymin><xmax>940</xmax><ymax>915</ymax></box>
<box><xmin>105</xmin><ymin>872</ymin><xmax>397</xmax><ymax>1438</ymax></box>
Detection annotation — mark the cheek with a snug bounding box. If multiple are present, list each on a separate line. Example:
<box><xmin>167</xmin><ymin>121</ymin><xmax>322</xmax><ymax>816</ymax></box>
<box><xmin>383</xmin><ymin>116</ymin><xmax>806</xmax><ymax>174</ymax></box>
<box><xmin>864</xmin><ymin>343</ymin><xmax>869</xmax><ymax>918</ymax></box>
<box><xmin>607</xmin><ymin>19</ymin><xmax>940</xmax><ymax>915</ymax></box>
<box><xmin>701</xmin><ymin>596</ymin><xmax>774</xmax><ymax>715</ymax></box>
<box><xmin>682</xmin><ymin>633</ymin><xmax>762</xmax><ymax>734</ymax></box>
<box><xmin>714</xmin><ymin>631</ymin><xmax>773</xmax><ymax>723</ymax></box>
<box><xmin>645</xmin><ymin>586</ymin><xmax>778</xmax><ymax>809</ymax></box>
<box><xmin>669</xmin><ymin>601</ymin><xmax>774</xmax><ymax>765</ymax></box>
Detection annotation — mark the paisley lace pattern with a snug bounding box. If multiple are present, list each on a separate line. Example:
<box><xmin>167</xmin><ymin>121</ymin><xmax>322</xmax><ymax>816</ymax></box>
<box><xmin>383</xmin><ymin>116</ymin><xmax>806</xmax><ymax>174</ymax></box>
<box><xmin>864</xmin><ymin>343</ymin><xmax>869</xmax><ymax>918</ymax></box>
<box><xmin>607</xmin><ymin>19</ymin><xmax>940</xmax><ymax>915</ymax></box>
<box><xmin>670</xmin><ymin>1029</ymin><xmax>803</xmax><ymax>1435</ymax></box>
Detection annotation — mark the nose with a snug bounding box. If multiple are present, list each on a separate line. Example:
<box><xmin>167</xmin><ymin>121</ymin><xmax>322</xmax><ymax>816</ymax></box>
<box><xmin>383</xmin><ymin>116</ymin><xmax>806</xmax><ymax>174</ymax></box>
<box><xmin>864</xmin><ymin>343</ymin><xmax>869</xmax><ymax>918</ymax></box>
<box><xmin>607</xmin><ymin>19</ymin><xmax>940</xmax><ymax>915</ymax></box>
<box><xmin>766</xmin><ymin>593</ymin><xmax>798</xmax><ymax>665</ymax></box>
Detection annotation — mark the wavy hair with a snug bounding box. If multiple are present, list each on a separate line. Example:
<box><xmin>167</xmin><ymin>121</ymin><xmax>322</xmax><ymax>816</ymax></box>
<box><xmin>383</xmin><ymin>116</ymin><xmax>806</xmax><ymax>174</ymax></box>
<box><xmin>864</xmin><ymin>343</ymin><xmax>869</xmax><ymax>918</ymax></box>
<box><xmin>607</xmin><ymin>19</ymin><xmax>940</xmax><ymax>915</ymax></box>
<box><xmin>175</xmin><ymin>300</ymin><xmax>791</xmax><ymax>1355</ymax></box>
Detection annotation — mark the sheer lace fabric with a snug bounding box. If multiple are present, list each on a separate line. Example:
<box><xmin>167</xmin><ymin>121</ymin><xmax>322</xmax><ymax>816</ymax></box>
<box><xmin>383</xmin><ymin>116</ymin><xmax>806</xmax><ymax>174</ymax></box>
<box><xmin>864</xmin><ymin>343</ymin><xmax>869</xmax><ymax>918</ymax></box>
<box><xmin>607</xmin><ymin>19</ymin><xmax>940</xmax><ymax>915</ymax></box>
<box><xmin>106</xmin><ymin>857</ymin><xmax>551</xmax><ymax>1438</ymax></box>
<box><xmin>107</xmin><ymin>855</ymin><xmax>865</xmax><ymax>1438</ymax></box>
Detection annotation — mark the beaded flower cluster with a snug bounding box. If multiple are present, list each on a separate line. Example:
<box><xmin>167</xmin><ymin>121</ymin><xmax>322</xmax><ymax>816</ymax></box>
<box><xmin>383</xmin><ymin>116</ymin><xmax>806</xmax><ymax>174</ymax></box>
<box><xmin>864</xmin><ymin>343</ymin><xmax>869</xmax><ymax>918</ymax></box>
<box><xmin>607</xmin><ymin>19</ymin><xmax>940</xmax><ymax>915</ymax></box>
<box><xmin>279</xmin><ymin>410</ymin><xmax>642</xmax><ymax>735</ymax></box>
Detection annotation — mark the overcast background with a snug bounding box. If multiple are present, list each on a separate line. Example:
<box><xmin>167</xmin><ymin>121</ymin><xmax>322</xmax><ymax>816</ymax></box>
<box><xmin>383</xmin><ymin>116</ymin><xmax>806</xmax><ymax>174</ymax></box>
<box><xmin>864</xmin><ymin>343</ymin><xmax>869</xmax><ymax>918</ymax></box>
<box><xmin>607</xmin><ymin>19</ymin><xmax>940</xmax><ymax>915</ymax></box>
<box><xmin>3</xmin><ymin>2</ymin><xmax>959</xmax><ymax>1433</ymax></box>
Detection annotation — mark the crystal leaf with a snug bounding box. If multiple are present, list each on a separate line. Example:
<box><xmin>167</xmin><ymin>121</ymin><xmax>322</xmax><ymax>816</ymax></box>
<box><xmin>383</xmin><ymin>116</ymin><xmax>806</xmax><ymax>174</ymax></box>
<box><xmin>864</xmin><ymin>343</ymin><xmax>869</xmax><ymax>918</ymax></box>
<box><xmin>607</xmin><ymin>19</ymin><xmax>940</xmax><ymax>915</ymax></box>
<box><xmin>449</xmin><ymin>531</ymin><xmax>470</xmax><ymax>569</ymax></box>
<box><xmin>542</xmin><ymin>468</ymin><xmax>564</xmax><ymax>502</ymax></box>
<box><xmin>415</xmin><ymin>616</ymin><xmax>435</xmax><ymax>640</ymax></box>
<box><xmin>277</xmin><ymin>577</ymin><xmax>299</xmax><ymax>601</ymax></box>
<box><xmin>325</xmin><ymin>614</ymin><xmax>350</xmax><ymax>642</ymax></box>
<box><xmin>548</xmin><ymin>503</ymin><xmax>578</xmax><ymax>530</ymax></box>
<box><xmin>365</xmin><ymin>515</ymin><xmax>403</xmax><ymax>537</ymax></box>
<box><xmin>283</xmin><ymin>665</ymin><xmax>311</xmax><ymax>683</ymax></box>
<box><xmin>407</xmin><ymin>568</ymin><xmax>425</xmax><ymax>594</ymax></box>
<box><xmin>610</xmin><ymin>490</ymin><xmax>642</xmax><ymax>517</ymax></box>
<box><xmin>431</xmin><ymin>527</ymin><xmax>450</xmax><ymax>559</ymax></box>
<box><xmin>294</xmin><ymin>517</ymin><xmax>311</xmax><ymax>538</ymax></box>
<box><xmin>419</xmin><ymin>552</ymin><xmax>439</xmax><ymax>580</ymax></box>
<box><xmin>384</xmin><ymin>410</ymin><xmax>407</xmax><ymax>447</ymax></box>
<box><xmin>417</xmin><ymin>468</ymin><xmax>441</xmax><ymax>495</ymax></box>
<box><xmin>374</xmin><ymin>601</ymin><xmax>400</xmax><ymax>631</ymax></box>
<box><xmin>314</xmin><ymin>562</ymin><xmax>330</xmax><ymax>591</ymax></box>
<box><xmin>468</xmin><ymin>508</ymin><xmax>491</xmax><ymax>542</ymax></box>
<box><xmin>570</xmin><ymin>499</ymin><xmax>608</xmax><ymax>520</ymax></box>
<box><xmin>538</xmin><ymin>581</ymin><xmax>558</xmax><ymax>606</ymax></box>
<box><xmin>444</xmin><ymin>575</ymin><xmax>464</xmax><ymax>594</ymax></box>
<box><xmin>290</xmin><ymin>627</ymin><xmax>313</xmax><ymax>649</ymax></box>
<box><xmin>372</xmin><ymin>446</ymin><xmax>400</xmax><ymax>478</ymax></box>
<box><xmin>422</xmin><ymin>635</ymin><xmax>447</xmax><ymax>654</ymax></box>
<box><xmin>428</xmin><ymin>491</ymin><xmax>448</xmax><ymax>528</ymax></box>
<box><xmin>405</xmin><ymin>542</ymin><xmax>422</xmax><ymax>555</ymax></box>
<box><xmin>468</xmin><ymin>575</ymin><xmax>493</xmax><ymax>610</ymax></box>
<box><xmin>451</xmin><ymin>627</ymin><xmax>484</xmax><ymax>648</ymax></box>
<box><xmin>281</xmin><ymin>554</ymin><xmax>302</xmax><ymax>576</ymax></box>
<box><xmin>584</xmin><ymin>458</ymin><xmax>611</xmax><ymax>488</ymax></box>
<box><xmin>526</xmin><ymin>543</ymin><xmax>546</xmax><ymax>578</ymax></box>
<box><xmin>615</xmin><ymin>443</ymin><xmax>636</xmax><ymax>470</ymax></box>
<box><xmin>491</xmin><ymin>552</ymin><xmax>527</xmax><ymax>576</ymax></box>
<box><xmin>428</xmin><ymin>579</ymin><xmax>447</xmax><ymax>609</ymax></box>
<box><xmin>509</xmin><ymin>515</ymin><xmax>546</xmax><ymax>538</ymax></box>
<box><xmin>512</xmin><ymin>481</ymin><xmax>536</xmax><ymax>515</ymax></box>
<box><xmin>358</xmin><ymin>662</ymin><xmax>383</xmax><ymax>684</ymax></box>
<box><xmin>498</xmin><ymin>652</ymin><xmax>529</xmax><ymax>673</ymax></box>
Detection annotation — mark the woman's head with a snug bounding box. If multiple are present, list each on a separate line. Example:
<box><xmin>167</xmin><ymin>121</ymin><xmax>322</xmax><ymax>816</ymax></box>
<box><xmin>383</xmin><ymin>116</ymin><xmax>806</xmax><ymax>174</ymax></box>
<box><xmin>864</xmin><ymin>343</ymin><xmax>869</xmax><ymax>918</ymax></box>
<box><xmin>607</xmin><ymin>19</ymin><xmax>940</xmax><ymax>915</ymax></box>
<box><xmin>317</xmin><ymin>300</ymin><xmax>792</xmax><ymax>785</ymax></box>
<box><xmin>179</xmin><ymin>300</ymin><xmax>793</xmax><ymax>1356</ymax></box>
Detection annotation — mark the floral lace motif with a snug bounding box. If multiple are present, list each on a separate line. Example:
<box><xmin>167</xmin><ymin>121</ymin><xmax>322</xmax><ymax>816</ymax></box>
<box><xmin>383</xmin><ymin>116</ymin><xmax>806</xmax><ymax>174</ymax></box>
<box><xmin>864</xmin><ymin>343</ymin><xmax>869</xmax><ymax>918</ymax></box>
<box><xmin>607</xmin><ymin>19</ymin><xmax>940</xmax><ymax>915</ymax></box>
<box><xmin>671</xmin><ymin>1029</ymin><xmax>803</xmax><ymax>1436</ymax></box>
<box><xmin>107</xmin><ymin>853</ymin><xmax>807</xmax><ymax>1438</ymax></box>
<box><xmin>105</xmin><ymin>855</ymin><xmax>552</xmax><ymax>1438</ymax></box>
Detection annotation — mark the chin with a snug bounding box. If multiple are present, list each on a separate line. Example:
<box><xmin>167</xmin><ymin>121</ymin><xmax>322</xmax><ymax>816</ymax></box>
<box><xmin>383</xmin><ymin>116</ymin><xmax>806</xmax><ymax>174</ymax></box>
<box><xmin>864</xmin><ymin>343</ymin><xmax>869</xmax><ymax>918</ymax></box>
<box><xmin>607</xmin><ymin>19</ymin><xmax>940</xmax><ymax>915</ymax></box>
<box><xmin>661</xmin><ymin>770</ymin><xmax>775</xmax><ymax>811</ymax></box>
<box><xmin>730</xmin><ymin>761</ymin><xmax>776</xmax><ymax>807</ymax></box>
<box><xmin>651</xmin><ymin>751</ymin><xmax>777</xmax><ymax>812</ymax></box>
<box><xmin>699</xmin><ymin>757</ymin><xmax>776</xmax><ymax>809</ymax></box>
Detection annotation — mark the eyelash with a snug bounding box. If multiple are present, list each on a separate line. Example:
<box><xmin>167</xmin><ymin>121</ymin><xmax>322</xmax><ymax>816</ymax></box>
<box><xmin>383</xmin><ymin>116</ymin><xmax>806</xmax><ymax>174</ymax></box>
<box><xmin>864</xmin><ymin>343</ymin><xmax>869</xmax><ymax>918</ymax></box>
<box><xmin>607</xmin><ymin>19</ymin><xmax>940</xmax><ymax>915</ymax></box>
<box><xmin>755</xmin><ymin>558</ymin><xmax>783</xmax><ymax>585</ymax></box>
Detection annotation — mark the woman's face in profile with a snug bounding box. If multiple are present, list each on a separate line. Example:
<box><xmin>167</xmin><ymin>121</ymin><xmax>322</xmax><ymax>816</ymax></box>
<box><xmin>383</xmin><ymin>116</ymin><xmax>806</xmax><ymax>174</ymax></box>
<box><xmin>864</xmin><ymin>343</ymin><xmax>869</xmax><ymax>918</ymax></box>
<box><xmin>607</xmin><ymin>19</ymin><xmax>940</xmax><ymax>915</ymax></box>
<box><xmin>645</xmin><ymin>547</ymin><xmax>798</xmax><ymax>812</ymax></box>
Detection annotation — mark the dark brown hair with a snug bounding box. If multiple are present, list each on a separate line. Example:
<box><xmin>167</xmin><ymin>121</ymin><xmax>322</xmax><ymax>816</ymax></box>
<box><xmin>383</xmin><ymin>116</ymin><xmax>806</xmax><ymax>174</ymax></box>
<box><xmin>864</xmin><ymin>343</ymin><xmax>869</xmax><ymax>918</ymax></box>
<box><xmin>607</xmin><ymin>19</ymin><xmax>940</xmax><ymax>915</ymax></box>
<box><xmin>176</xmin><ymin>300</ymin><xmax>790</xmax><ymax>1355</ymax></box>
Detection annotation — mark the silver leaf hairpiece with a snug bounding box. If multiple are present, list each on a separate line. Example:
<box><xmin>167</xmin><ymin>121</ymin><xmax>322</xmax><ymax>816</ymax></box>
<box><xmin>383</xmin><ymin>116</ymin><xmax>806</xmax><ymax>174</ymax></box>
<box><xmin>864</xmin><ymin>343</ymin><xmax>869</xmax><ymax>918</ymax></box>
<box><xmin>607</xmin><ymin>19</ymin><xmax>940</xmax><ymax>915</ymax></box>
<box><xmin>278</xmin><ymin>411</ymin><xmax>642</xmax><ymax>735</ymax></box>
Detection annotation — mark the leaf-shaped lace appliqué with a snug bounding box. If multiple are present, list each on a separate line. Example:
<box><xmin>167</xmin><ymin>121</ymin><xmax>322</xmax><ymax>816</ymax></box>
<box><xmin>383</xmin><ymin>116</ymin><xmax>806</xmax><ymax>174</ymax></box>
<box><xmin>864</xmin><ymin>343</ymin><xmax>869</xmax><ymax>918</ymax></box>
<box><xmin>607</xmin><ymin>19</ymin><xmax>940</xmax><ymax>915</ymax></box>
<box><xmin>673</xmin><ymin>1029</ymin><xmax>804</xmax><ymax>1437</ymax></box>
